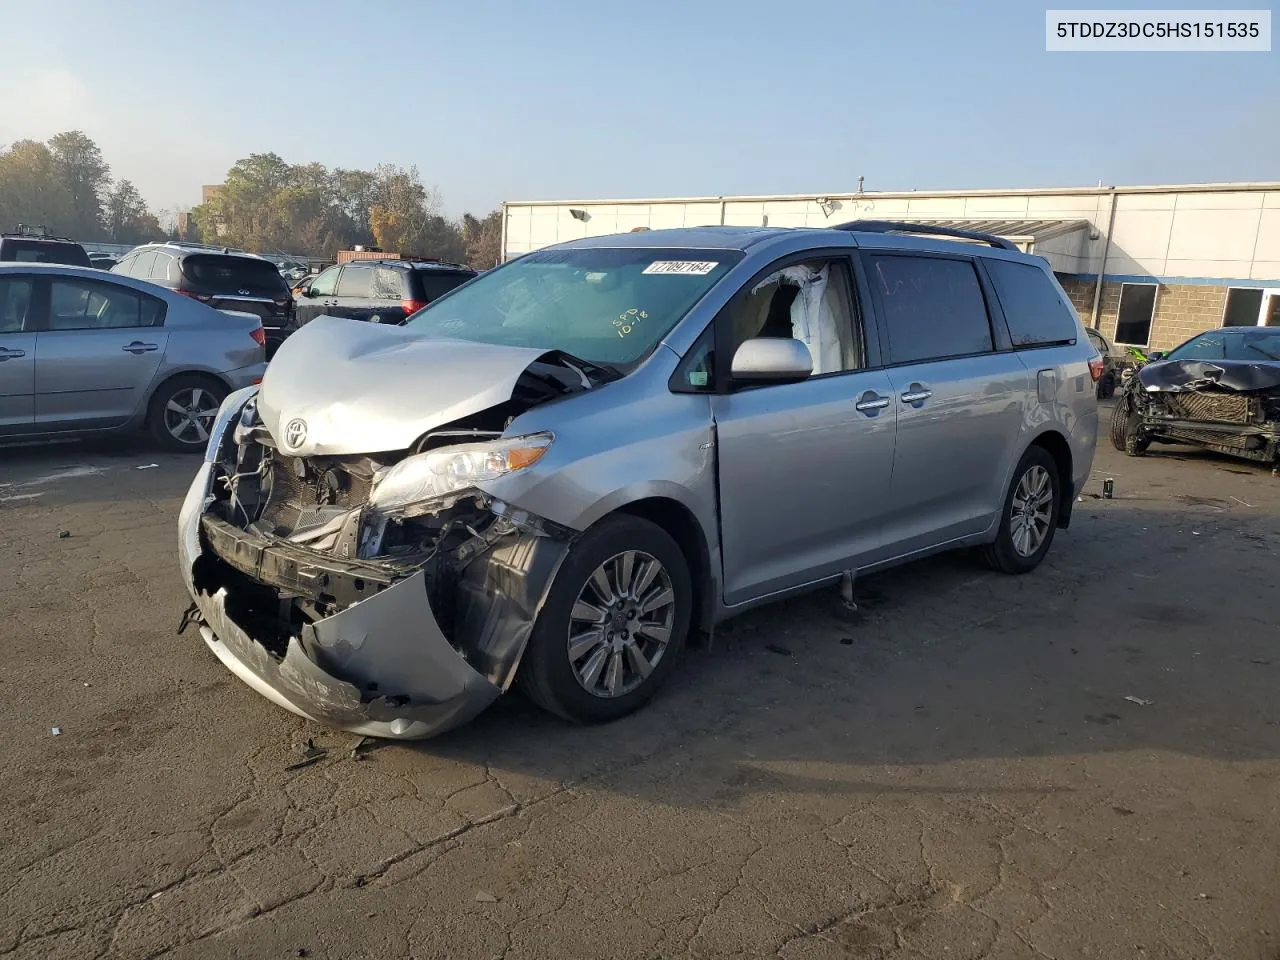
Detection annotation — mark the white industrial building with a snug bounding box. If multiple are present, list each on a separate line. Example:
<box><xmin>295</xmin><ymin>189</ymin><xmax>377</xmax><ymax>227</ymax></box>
<box><xmin>501</xmin><ymin>182</ymin><xmax>1280</xmax><ymax>352</ymax></box>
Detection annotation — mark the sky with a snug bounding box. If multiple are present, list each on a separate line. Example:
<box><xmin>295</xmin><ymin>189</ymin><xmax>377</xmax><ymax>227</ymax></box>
<box><xmin>3</xmin><ymin>0</ymin><xmax>1277</xmax><ymax>218</ymax></box>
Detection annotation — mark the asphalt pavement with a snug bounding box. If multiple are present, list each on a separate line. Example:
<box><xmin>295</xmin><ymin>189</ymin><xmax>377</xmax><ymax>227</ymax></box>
<box><xmin>2</xmin><ymin>418</ymin><xmax>1279</xmax><ymax>959</ymax></box>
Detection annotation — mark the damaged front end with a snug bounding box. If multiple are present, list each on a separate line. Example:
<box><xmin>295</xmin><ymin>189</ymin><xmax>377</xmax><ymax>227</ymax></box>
<box><xmin>178</xmin><ymin>351</ymin><xmax>595</xmax><ymax>739</ymax></box>
<box><xmin>1123</xmin><ymin>359</ymin><xmax>1280</xmax><ymax>464</ymax></box>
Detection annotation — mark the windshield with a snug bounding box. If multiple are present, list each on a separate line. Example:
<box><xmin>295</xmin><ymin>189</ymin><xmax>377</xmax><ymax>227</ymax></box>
<box><xmin>1168</xmin><ymin>329</ymin><xmax>1280</xmax><ymax>362</ymax></box>
<box><xmin>404</xmin><ymin>247</ymin><xmax>741</xmax><ymax>364</ymax></box>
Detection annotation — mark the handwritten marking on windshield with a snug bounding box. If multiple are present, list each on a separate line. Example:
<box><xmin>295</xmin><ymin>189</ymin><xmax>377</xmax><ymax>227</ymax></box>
<box><xmin>614</xmin><ymin>307</ymin><xmax>648</xmax><ymax>338</ymax></box>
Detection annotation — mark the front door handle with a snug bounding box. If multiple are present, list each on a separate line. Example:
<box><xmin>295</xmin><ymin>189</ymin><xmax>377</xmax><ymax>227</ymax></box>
<box><xmin>900</xmin><ymin>385</ymin><xmax>932</xmax><ymax>405</ymax></box>
<box><xmin>122</xmin><ymin>341</ymin><xmax>158</xmax><ymax>354</ymax></box>
<box><xmin>0</xmin><ymin>347</ymin><xmax>26</xmax><ymax>361</ymax></box>
<box><xmin>854</xmin><ymin>391</ymin><xmax>891</xmax><ymax>414</ymax></box>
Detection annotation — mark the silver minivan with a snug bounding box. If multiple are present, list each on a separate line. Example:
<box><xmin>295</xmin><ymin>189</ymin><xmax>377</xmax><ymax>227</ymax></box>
<box><xmin>178</xmin><ymin>222</ymin><xmax>1100</xmax><ymax>739</ymax></box>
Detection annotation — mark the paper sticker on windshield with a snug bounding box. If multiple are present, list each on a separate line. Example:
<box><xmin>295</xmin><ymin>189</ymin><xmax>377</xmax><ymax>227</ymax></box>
<box><xmin>642</xmin><ymin>260</ymin><xmax>719</xmax><ymax>276</ymax></box>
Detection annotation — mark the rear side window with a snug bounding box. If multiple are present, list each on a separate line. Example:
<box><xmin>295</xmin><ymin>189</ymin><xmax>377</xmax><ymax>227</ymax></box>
<box><xmin>48</xmin><ymin>278</ymin><xmax>165</xmax><ymax>330</ymax></box>
<box><xmin>336</xmin><ymin>264</ymin><xmax>372</xmax><ymax>297</ymax></box>
<box><xmin>371</xmin><ymin>268</ymin><xmax>404</xmax><ymax>299</ymax></box>
<box><xmin>182</xmin><ymin>255</ymin><xmax>288</xmax><ymax>295</ymax></box>
<box><xmin>412</xmin><ymin>270</ymin><xmax>475</xmax><ymax>302</ymax></box>
<box><xmin>1</xmin><ymin>239</ymin><xmax>91</xmax><ymax>267</ymax></box>
<box><xmin>869</xmin><ymin>254</ymin><xmax>993</xmax><ymax>365</ymax></box>
<box><xmin>129</xmin><ymin>251</ymin><xmax>158</xmax><ymax>278</ymax></box>
<box><xmin>986</xmin><ymin>259</ymin><xmax>1078</xmax><ymax>348</ymax></box>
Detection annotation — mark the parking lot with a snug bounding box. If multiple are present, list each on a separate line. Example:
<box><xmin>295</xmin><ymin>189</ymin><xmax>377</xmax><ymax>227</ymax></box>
<box><xmin>3</xmin><ymin>409</ymin><xmax>1280</xmax><ymax>960</ymax></box>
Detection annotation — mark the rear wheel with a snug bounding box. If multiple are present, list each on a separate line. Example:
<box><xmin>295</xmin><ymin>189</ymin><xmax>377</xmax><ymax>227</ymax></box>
<box><xmin>519</xmin><ymin>515</ymin><xmax>692</xmax><ymax>724</ymax></box>
<box><xmin>147</xmin><ymin>375</ymin><xmax>226</xmax><ymax>453</ymax></box>
<box><xmin>981</xmin><ymin>446</ymin><xmax>1060</xmax><ymax>575</ymax></box>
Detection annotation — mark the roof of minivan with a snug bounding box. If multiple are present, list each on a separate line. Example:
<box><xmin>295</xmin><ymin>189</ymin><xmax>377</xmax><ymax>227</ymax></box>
<box><xmin>552</xmin><ymin>225</ymin><xmax>1042</xmax><ymax>262</ymax></box>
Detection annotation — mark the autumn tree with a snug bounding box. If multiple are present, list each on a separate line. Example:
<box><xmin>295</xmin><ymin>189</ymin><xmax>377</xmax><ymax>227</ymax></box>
<box><xmin>0</xmin><ymin>140</ymin><xmax>76</xmax><ymax>233</ymax></box>
<box><xmin>49</xmin><ymin>130</ymin><xmax>110</xmax><ymax>239</ymax></box>
<box><xmin>462</xmin><ymin>210</ymin><xmax>503</xmax><ymax>269</ymax></box>
<box><xmin>105</xmin><ymin>180</ymin><xmax>164</xmax><ymax>244</ymax></box>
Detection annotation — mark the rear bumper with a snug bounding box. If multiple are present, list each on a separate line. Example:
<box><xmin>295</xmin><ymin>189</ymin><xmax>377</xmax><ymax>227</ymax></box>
<box><xmin>177</xmin><ymin>465</ymin><xmax>501</xmax><ymax>740</ymax></box>
<box><xmin>223</xmin><ymin>362</ymin><xmax>267</xmax><ymax>390</ymax></box>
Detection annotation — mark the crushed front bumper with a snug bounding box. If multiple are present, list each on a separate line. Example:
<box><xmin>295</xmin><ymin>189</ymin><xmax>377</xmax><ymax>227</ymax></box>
<box><xmin>177</xmin><ymin>463</ymin><xmax>501</xmax><ymax>740</ymax></box>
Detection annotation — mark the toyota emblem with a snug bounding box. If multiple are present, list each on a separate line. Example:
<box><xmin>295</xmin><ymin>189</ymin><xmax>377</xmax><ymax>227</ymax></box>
<box><xmin>284</xmin><ymin>418</ymin><xmax>307</xmax><ymax>448</ymax></box>
<box><xmin>238</xmin><ymin>288</ymin><xmax>251</xmax><ymax>295</ymax></box>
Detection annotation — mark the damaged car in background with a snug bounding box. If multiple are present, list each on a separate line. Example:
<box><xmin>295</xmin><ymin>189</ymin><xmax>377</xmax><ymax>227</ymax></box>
<box><xmin>179</xmin><ymin>222</ymin><xmax>1098</xmax><ymax>739</ymax></box>
<box><xmin>1111</xmin><ymin>326</ymin><xmax>1280</xmax><ymax>471</ymax></box>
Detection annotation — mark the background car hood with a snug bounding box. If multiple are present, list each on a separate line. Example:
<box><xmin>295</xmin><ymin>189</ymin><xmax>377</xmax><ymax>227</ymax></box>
<box><xmin>1139</xmin><ymin>359</ymin><xmax>1280</xmax><ymax>393</ymax></box>
<box><xmin>257</xmin><ymin>315</ymin><xmax>553</xmax><ymax>456</ymax></box>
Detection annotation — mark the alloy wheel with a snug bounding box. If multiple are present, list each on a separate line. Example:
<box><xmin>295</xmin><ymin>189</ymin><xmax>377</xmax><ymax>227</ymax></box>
<box><xmin>1009</xmin><ymin>464</ymin><xmax>1054</xmax><ymax>557</ymax></box>
<box><xmin>566</xmin><ymin>550</ymin><xmax>676</xmax><ymax>698</ymax></box>
<box><xmin>162</xmin><ymin>387</ymin><xmax>220</xmax><ymax>445</ymax></box>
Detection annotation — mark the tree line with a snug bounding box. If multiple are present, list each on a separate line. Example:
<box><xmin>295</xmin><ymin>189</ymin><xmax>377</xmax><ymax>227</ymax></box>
<box><xmin>0</xmin><ymin>132</ymin><xmax>504</xmax><ymax>268</ymax></box>
<box><xmin>190</xmin><ymin>153</ymin><xmax>502</xmax><ymax>268</ymax></box>
<box><xmin>0</xmin><ymin>131</ymin><xmax>165</xmax><ymax>245</ymax></box>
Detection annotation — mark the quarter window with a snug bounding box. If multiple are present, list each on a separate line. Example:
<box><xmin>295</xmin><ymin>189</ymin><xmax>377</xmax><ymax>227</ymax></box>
<box><xmin>371</xmin><ymin>268</ymin><xmax>403</xmax><ymax>300</ymax></box>
<box><xmin>870</xmin><ymin>255</ymin><xmax>993</xmax><ymax>364</ymax></box>
<box><xmin>48</xmin><ymin>279</ymin><xmax>164</xmax><ymax>330</ymax></box>
<box><xmin>1113</xmin><ymin>283</ymin><xmax>1158</xmax><ymax>346</ymax></box>
<box><xmin>985</xmin><ymin>259</ymin><xmax>1078</xmax><ymax>347</ymax></box>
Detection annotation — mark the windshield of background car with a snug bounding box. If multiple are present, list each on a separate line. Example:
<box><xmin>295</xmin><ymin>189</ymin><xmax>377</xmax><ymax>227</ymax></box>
<box><xmin>404</xmin><ymin>248</ymin><xmax>742</xmax><ymax>364</ymax></box>
<box><xmin>1168</xmin><ymin>329</ymin><xmax>1280</xmax><ymax>362</ymax></box>
<box><xmin>1</xmin><ymin>239</ymin><xmax>91</xmax><ymax>267</ymax></box>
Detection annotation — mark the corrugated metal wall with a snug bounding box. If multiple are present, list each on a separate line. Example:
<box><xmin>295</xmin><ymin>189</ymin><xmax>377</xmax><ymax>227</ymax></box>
<box><xmin>503</xmin><ymin>187</ymin><xmax>1280</xmax><ymax>283</ymax></box>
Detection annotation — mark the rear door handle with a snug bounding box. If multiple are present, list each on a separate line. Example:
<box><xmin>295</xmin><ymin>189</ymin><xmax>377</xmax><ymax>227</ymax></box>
<box><xmin>900</xmin><ymin>386</ymin><xmax>932</xmax><ymax>405</ymax></box>
<box><xmin>854</xmin><ymin>391</ymin><xmax>891</xmax><ymax>415</ymax></box>
<box><xmin>122</xmin><ymin>341</ymin><xmax>158</xmax><ymax>354</ymax></box>
<box><xmin>0</xmin><ymin>348</ymin><xmax>26</xmax><ymax>361</ymax></box>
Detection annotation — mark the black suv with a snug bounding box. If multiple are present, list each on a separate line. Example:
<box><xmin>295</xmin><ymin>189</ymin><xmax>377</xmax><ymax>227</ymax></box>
<box><xmin>112</xmin><ymin>242</ymin><xmax>296</xmax><ymax>357</ymax></box>
<box><xmin>1</xmin><ymin>227</ymin><xmax>91</xmax><ymax>267</ymax></box>
<box><xmin>295</xmin><ymin>259</ymin><xmax>476</xmax><ymax>326</ymax></box>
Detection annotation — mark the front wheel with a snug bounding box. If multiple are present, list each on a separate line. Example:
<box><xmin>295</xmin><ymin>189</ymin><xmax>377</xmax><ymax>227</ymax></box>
<box><xmin>519</xmin><ymin>515</ymin><xmax>692</xmax><ymax>724</ymax></box>
<box><xmin>1109</xmin><ymin>395</ymin><xmax>1148</xmax><ymax>454</ymax></box>
<box><xmin>981</xmin><ymin>446</ymin><xmax>1060</xmax><ymax>575</ymax></box>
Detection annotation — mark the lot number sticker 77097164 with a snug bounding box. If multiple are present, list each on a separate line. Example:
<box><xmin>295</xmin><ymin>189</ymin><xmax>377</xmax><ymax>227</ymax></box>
<box><xmin>642</xmin><ymin>261</ymin><xmax>719</xmax><ymax>276</ymax></box>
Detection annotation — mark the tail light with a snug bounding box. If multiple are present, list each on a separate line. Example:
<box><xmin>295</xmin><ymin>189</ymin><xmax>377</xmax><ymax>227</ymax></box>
<box><xmin>1088</xmin><ymin>355</ymin><xmax>1104</xmax><ymax>382</ymax></box>
<box><xmin>250</xmin><ymin>326</ymin><xmax>266</xmax><ymax>348</ymax></box>
<box><xmin>176</xmin><ymin>288</ymin><xmax>212</xmax><ymax>303</ymax></box>
<box><xmin>402</xmin><ymin>298</ymin><xmax>428</xmax><ymax>315</ymax></box>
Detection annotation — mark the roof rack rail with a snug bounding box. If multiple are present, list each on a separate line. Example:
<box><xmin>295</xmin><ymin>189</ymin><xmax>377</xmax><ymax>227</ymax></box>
<box><xmin>831</xmin><ymin>219</ymin><xmax>1017</xmax><ymax>251</ymax></box>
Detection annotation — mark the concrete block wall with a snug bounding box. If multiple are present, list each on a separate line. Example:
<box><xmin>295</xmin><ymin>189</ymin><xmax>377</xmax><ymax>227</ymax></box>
<box><xmin>1056</xmin><ymin>275</ymin><xmax>1227</xmax><ymax>351</ymax></box>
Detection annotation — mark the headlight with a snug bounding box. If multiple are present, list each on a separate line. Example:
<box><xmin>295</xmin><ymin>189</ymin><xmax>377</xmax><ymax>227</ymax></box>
<box><xmin>367</xmin><ymin>433</ymin><xmax>553</xmax><ymax>513</ymax></box>
<box><xmin>204</xmin><ymin>386</ymin><xmax>259</xmax><ymax>461</ymax></box>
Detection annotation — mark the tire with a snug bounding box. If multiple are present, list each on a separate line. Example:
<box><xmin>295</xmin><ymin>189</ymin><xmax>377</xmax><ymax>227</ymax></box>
<box><xmin>518</xmin><ymin>515</ymin><xmax>692</xmax><ymax>724</ymax></box>
<box><xmin>981</xmin><ymin>445</ymin><xmax>1060</xmax><ymax>575</ymax></box>
<box><xmin>146</xmin><ymin>374</ymin><xmax>227</xmax><ymax>453</ymax></box>
<box><xmin>1110</xmin><ymin>395</ymin><xmax>1135</xmax><ymax>452</ymax></box>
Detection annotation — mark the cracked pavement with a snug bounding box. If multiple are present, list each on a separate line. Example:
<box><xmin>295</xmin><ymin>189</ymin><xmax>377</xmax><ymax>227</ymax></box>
<box><xmin>3</xmin><ymin>417</ymin><xmax>1280</xmax><ymax>959</ymax></box>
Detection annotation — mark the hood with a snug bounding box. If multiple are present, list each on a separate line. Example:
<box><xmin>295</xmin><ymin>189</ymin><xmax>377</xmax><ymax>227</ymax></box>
<box><xmin>1139</xmin><ymin>358</ymin><xmax>1280</xmax><ymax>393</ymax></box>
<box><xmin>257</xmin><ymin>315</ymin><xmax>562</xmax><ymax>456</ymax></box>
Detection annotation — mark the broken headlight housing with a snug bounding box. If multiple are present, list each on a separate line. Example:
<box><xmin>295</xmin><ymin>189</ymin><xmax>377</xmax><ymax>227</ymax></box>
<box><xmin>204</xmin><ymin>386</ymin><xmax>259</xmax><ymax>461</ymax></box>
<box><xmin>367</xmin><ymin>433</ymin><xmax>553</xmax><ymax>514</ymax></box>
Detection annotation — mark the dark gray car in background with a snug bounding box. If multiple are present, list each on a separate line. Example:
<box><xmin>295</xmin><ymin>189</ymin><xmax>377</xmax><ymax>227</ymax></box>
<box><xmin>112</xmin><ymin>242</ymin><xmax>296</xmax><ymax>358</ymax></box>
<box><xmin>0</xmin><ymin>263</ymin><xmax>266</xmax><ymax>451</ymax></box>
<box><xmin>295</xmin><ymin>259</ymin><xmax>476</xmax><ymax>326</ymax></box>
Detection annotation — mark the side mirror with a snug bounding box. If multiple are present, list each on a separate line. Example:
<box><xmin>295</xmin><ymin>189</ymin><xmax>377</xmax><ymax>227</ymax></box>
<box><xmin>303</xmin><ymin>287</ymin><xmax>318</xmax><ymax>298</ymax></box>
<box><xmin>1147</xmin><ymin>350</ymin><xmax>1165</xmax><ymax>362</ymax></box>
<box><xmin>730</xmin><ymin>338</ymin><xmax>813</xmax><ymax>384</ymax></box>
